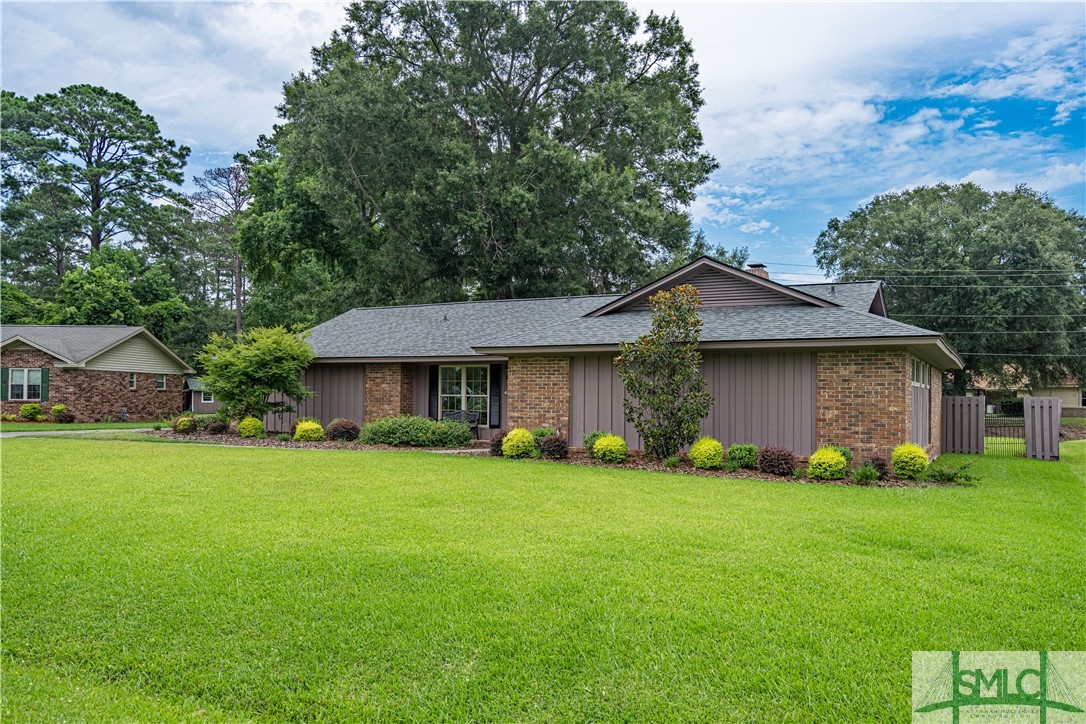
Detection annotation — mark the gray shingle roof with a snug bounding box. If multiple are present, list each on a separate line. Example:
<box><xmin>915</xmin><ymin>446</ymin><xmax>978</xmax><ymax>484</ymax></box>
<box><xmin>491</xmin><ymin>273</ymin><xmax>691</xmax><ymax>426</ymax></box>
<box><xmin>0</xmin><ymin>325</ymin><xmax>143</xmax><ymax>363</ymax></box>
<box><xmin>306</xmin><ymin>281</ymin><xmax>939</xmax><ymax>359</ymax></box>
<box><xmin>307</xmin><ymin>295</ymin><xmax>621</xmax><ymax>358</ymax></box>
<box><xmin>790</xmin><ymin>281</ymin><xmax>882</xmax><ymax>313</ymax></box>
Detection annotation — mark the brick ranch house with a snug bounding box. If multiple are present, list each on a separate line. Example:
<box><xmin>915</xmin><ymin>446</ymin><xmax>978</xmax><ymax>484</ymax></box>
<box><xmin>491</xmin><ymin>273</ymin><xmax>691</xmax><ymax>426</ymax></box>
<box><xmin>268</xmin><ymin>258</ymin><xmax>962</xmax><ymax>459</ymax></box>
<box><xmin>1</xmin><ymin>325</ymin><xmax>194</xmax><ymax>421</ymax></box>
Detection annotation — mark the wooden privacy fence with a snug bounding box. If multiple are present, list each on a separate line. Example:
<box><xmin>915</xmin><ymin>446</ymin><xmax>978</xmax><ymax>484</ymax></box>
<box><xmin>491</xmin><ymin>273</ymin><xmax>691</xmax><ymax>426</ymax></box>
<box><xmin>942</xmin><ymin>395</ymin><xmax>1061</xmax><ymax>460</ymax></box>
<box><xmin>942</xmin><ymin>396</ymin><xmax>984</xmax><ymax>455</ymax></box>
<box><xmin>1024</xmin><ymin>397</ymin><xmax>1061</xmax><ymax>461</ymax></box>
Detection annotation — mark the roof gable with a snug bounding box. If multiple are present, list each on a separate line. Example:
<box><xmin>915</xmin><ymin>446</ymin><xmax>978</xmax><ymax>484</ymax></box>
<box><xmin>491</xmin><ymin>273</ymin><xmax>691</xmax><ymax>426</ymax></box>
<box><xmin>586</xmin><ymin>257</ymin><xmax>836</xmax><ymax>316</ymax></box>
<box><xmin>0</xmin><ymin>325</ymin><xmax>193</xmax><ymax>372</ymax></box>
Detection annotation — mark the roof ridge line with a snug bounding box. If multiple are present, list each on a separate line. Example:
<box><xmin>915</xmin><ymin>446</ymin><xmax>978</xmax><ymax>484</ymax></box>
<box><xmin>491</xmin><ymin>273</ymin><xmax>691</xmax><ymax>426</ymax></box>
<box><xmin>348</xmin><ymin>293</ymin><xmax>622</xmax><ymax>312</ymax></box>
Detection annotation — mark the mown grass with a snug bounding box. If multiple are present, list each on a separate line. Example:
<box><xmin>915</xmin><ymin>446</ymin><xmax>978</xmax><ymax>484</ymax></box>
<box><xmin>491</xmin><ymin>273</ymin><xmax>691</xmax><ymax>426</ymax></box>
<box><xmin>3</xmin><ymin>439</ymin><xmax>1083</xmax><ymax>721</ymax></box>
<box><xmin>0</xmin><ymin>421</ymin><xmax>161</xmax><ymax>432</ymax></box>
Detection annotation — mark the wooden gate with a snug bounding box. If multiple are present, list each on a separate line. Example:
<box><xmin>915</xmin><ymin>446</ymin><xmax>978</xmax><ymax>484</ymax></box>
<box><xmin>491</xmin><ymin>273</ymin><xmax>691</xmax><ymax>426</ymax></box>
<box><xmin>1024</xmin><ymin>397</ymin><xmax>1062</xmax><ymax>461</ymax></box>
<box><xmin>942</xmin><ymin>395</ymin><xmax>1062</xmax><ymax>459</ymax></box>
<box><xmin>941</xmin><ymin>396</ymin><xmax>984</xmax><ymax>454</ymax></box>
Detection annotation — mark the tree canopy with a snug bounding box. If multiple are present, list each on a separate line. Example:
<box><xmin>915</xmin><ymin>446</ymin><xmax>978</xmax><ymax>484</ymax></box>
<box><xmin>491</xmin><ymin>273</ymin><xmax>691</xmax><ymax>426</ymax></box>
<box><xmin>814</xmin><ymin>183</ymin><xmax>1086</xmax><ymax>392</ymax></box>
<box><xmin>240</xmin><ymin>0</ymin><xmax>718</xmax><ymax>306</ymax></box>
<box><xmin>197</xmin><ymin>327</ymin><xmax>315</xmax><ymax>419</ymax></box>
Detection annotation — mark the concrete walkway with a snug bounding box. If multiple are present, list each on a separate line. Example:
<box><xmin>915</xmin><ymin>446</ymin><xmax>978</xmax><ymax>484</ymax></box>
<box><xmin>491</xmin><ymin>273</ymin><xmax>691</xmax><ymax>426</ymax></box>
<box><xmin>0</xmin><ymin>428</ymin><xmax>152</xmax><ymax>438</ymax></box>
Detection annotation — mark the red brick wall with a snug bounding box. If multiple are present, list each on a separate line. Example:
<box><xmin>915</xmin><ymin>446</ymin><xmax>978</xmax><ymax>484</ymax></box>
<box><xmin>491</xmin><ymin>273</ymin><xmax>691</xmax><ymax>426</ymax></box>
<box><xmin>815</xmin><ymin>350</ymin><xmax>911</xmax><ymax>461</ymax></box>
<box><xmin>507</xmin><ymin>356</ymin><xmax>570</xmax><ymax>433</ymax></box>
<box><xmin>363</xmin><ymin>363</ymin><xmax>414</xmax><ymax>422</ymax></box>
<box><xmin>2</xmin><ymin>348</ymin><xmax>184</xmax><ymax>421</ymax></box>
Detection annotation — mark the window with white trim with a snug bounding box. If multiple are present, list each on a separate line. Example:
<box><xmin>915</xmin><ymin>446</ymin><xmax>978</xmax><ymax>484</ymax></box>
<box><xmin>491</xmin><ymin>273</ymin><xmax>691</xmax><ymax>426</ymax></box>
<box><xmin>911</xmin><ymin>359</ymin><xmax>931</xmax><ymax>388</ymax></box>
<box><xmin>201</xmin><ymin>391</ymin><xmax>214</xmax><ymax>403</ymax></box>
<box><xmin>9</xmin><ymin>368</ymin><xmax>41</xmax><ymax>400</ymax></box>
<box><xmin>439</xmin><ymin>365</ymin><xmax>489</xmax><ymax>426</ymax></box>
<box><xmin>156</xmin><ymin>374</ymin><xmax>167</xmax><ymax>390</ymax></box>
<box><xmin>129</xmin><ymin>372</ymin><xmax>137</xmax><ymax>390</ymax></box>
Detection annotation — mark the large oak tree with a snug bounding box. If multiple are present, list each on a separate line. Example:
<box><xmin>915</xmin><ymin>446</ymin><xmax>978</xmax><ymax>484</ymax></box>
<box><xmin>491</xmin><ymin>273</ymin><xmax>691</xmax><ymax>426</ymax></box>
<box><xmin>815</xmin><ymin>183</ymin><xmax>1086</xmax><ymax>393</ymax></box>
<box><xmin>241</xmin><ymin>0</ymin><xmax>717</xmax><ymax>305</ymax></box>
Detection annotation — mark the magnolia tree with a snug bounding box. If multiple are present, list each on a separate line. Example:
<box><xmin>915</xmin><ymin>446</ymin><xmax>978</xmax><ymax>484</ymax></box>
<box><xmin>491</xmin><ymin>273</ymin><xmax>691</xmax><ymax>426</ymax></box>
<box><xmin>615</xmin><ymin>284</ymin><xmax>713</xmax><ymax>459</ymax></box>
<box><xmin>198</xmin><ymin>327</ymin><xmax>315</xmax><ymax>419</ymax></box>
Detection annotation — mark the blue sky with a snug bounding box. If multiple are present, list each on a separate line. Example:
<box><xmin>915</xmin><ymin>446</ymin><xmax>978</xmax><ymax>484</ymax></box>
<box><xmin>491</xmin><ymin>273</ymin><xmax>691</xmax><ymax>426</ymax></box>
<box><xmin>3</xmin><ymin>1</ymin><xmax>1083</xmax><ymax>283</ymax></box>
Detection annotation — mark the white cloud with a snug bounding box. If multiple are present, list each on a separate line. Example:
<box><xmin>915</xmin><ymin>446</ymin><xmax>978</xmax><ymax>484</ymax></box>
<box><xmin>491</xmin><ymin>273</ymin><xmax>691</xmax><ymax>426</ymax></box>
<box><xmin>737</xmin><ymin>220</ymin><xmax>773</xmax><ymax>234</ymax></box>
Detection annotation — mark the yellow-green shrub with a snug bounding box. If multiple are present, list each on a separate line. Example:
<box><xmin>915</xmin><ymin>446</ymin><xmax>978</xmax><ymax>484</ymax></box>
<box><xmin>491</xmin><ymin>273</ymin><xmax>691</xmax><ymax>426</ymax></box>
<box><xmin>293</xmin><ymin>420</ymin><xmax>324</xmax><ymax>441</ymax></box>
<box><xmin>593</xmin><ymin>434</ymin><xmax>628</xmax><ymax>464</ymax></box>
<box><xmin>807</xmin><ymin>447</ymin><xmax>848</xmax><ymax>480</ymax></box>
<box><xmin>689</xmin><ymin>436</ymin><xmax>724</xmax><ymax>469</ymax></box>
<box><xmin>891</xmin><ymin>443</ymin><xmax>929</xmax><ymax>480</ymax></box>
<box><xmin>238</xmin><ymin>416</ymin><xmax>264</xmax><ymax>438</ymax></box>
<box><xmin>173</xmin><ymin>416</ymin><xmax>197</xmax><ymax>434</ymax></box>
<box><xmin>501</xmin><ymin>428</ymin><xmax>536</xmax><ymax>459</ymax></box>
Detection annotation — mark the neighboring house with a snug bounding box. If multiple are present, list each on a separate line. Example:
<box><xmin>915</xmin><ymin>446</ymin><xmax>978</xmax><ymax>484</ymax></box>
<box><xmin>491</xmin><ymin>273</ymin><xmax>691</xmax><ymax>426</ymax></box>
<box><xmin>1</xmin><ymin>325</ymin><xmax>193</xmax><ymax>421</ymax></box>
<box><xmin>267</xmin><ymin>257</ymin><xmax>962</xmax><ymax>458</ymax></box>
<box><xmin>972</xmin><ymin>374</ymin><xmax>1084</xmax><ymax>414</ymax></box>
<box><xmin>184</xmin><ymin>377</ymin><xmax>223</xmax><ymax>414</ymax></box>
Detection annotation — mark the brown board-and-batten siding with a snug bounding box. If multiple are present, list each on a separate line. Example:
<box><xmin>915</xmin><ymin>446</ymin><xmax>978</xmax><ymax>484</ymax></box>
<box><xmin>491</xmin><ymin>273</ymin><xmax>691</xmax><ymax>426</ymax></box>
<box><xmin>569</xmin><ymin>351</ymin><xmax>816</xmax><ymax>455</ymax></box>
<box><xmin>620</xmin><ymin>268</ymin><xmax>804</xmax><ymax>311</ymax></box>
<box><xmin>264</xmin><ymin>363</ymin><xmax>365</xmax><ymax>432</ymax></box>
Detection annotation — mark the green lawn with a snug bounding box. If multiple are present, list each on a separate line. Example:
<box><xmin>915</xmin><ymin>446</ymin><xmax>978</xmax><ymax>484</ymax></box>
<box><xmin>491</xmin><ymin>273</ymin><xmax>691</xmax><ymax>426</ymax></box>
<box><xmin>0</xmin><ymin>420</ymin><xmax>161</xmax><ymax>432</ymax></box>
<box><xmin>1062</xmin><ymin>416</ymin><xmax>1086</xmax><ymax>428</ymax></box>
<box><xmin>3</xmin><ymin>440</ymin><xmax>1083</xmax><ymax>721</ymax></box>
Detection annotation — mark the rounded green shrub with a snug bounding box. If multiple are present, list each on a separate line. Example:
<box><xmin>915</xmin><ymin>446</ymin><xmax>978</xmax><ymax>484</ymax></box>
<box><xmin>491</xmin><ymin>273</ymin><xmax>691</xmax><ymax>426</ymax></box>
<box><xmin>827</xmin><ymin>444</ymin><xmax>854</xmax><ymax>466</ymax></box>
<box><xmin>593</xmin><ymin>434</ymin><xmax>628</xmax><ymax>464</ymax></box>
<box><xmin>238</xmin><ymin>416</ymin><xmax>264</xmax><ymax>438</ymax></box>
<box><xmin>425</xmin><ymin>421</ymin><xmax>472</xmax><ymax>447</ymax></box>
<box><xmin>50</xmin><ymin>403</ymin><xmax>68</xmax><ymax>418</ymax></box>
<box><xmin>174</xmin><ymin>416</ymin><xmax>197</xmax><ymax>434</ymax></box>
<box><xmin>891</xmin><ymin>443</ymin><xmax>929</xmax><ymax>480</ymax></box>
<box><xmin>18</xmin><ymin>403</ymin><xmax>44</xmax><ymax>422</ymax></box>
<box><xmin>293</xmin><ymin>420</ymin><xmax>324</xmax><ymax>441</ymax></box>
<box><xmin>807</xmin><ymin>447</ymin><xmax>848</xmax><ymax>480</ymax></box>
<box><xmin>725</xmin><ymin>443</ymin><xmax>759</xmax><ymax>470</ymax></box>
<box><xmin>530</xmin><ymin>427</ymin><xmax>557</xmax><ymax>444</ymax></box>
<box><xmin>583</xmin><ymin>430</ymin><xmax>606</xmax><ymax>456</ymax></box>
<box><xmin>689</xmin><ymin>437</ymin><xmax>724</xmax><ymax>469</ymax></box>
<box><xmin>502</xmin><ymin>428</ymin><xmax>537</xmax><ymax>459</ymax></box>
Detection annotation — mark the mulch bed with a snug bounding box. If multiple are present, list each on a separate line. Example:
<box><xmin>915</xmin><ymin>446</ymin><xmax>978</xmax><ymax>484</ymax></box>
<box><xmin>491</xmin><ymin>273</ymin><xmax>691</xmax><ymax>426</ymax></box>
<box><xmin>1060</xmin><ymin>424</ymin><xmax>1086</xmax><ymax>441</ymax></box>
<box><xmin>148</xmin><ymin>430</ymin><xmax>947</xmax><ymax>487</ymax></box>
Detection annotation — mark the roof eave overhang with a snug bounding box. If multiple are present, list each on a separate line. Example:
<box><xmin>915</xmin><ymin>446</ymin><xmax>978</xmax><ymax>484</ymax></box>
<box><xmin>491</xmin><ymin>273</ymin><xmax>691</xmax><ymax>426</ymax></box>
<box><xmin>473</xmin><ymin>335</ymin><xmax>965</xmax><ymax>370</ymax></box>
<box><xmin>312</xmin><ymin>355</ymin><xmax>508</xmax><ymax>364</ymax></box>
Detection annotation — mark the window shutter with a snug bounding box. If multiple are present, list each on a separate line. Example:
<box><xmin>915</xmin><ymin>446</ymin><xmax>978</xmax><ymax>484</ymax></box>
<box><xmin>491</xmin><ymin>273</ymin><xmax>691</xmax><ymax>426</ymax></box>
<box><xmin>489</xmin><ymin>364</ymin><xmax>501</xmax><ymax>428</ymax></box>
<box><xmin>0</xmin><ymin>368</ymin><xmax>7</xmax><ymax>401</ymax></box>
<box><xmin>40</xmin><ymin>368</ymin><xmax>49</xmax><ymax>401</ymax></box>
<box><xmin>428</xmin><ymin>365</ymin><xmax>439</xmax><ymax>419</ymax></box>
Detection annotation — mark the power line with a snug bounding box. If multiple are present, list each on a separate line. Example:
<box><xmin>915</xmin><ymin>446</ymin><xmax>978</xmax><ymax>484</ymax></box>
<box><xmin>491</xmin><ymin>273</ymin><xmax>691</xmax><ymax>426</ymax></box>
<box><xmin>894</xmin><ymin>313</ymin><xmax>1086</xmax><ymax>317</ymax></box>
<box><xmin>886</xmin><ymin>284</ymin><xmax>1081</xmax><ymax>289</ymax></box>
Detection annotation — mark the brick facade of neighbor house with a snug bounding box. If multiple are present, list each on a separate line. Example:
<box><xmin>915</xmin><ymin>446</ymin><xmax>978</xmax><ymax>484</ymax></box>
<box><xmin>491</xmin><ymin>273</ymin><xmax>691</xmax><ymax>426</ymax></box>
<box><xmin>815</xmin><ymin>349</ymin><xmax>912</xmax><ymax>461</ymax></box>
<box><xmin>1</xmin><ymin>348</ymin><xmax>184</xmax><ymax>421</ymax></box>
<box><xmin>506</xmin><ymin>356</ymin><xmax>570</xmax><ymax>433</ymax></box>
<box><xmin>363</xmin><ymin>363</ymin><xmax>414</xmax><ymax>422</ymax></box>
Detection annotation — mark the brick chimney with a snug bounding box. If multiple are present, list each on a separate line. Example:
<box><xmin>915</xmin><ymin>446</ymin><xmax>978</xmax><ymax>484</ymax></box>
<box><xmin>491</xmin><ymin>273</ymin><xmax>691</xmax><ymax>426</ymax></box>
<box><xmin>747</xmin><ymin>263</ymin><xmax>769</xmax><ymax>279</ymax></box>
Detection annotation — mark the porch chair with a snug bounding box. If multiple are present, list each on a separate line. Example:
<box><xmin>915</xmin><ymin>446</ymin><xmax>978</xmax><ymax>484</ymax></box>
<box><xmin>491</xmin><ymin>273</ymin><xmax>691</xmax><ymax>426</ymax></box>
<box><xmin>441</xmin><ymin>410</ymin><xmax>481</xmax><ymax>438</ymax></box>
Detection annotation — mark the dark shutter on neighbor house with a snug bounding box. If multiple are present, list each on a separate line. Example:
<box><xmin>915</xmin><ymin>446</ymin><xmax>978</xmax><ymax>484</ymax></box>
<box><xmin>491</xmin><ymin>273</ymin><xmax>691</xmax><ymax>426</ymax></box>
<box><xmin>39</xmin><ymin>368</ymin><xmax>49</xmax><ymax>401</ymax></box>
<box><xmin>489</xmin><ymin>364</ymin><xmax>501</xmax><ymax>427</ymax></box>
<box><xmin>428</xmin><ymin>365</ymin><xmax>439</xmax><ymax>419</ymax></box>
<box><xmin>0</xmin><ymin>369</ymin><xmax>7</xmax><ymax>401</ymax></box>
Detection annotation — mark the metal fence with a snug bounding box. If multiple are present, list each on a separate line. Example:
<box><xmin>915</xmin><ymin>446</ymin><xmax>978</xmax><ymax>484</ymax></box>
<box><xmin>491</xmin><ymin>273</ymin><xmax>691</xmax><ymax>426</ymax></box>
<box><xmin>984</xmin><ymin>413</ymin><xmax>1026</xmax><ymax>457</ymax></box>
